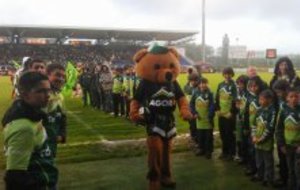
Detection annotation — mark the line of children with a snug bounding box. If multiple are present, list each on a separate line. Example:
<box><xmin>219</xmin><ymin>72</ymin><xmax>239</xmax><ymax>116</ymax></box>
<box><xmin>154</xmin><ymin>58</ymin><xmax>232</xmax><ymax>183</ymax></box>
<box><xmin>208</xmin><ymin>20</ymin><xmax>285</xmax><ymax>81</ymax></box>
<box><xmin>112</xmin><ymin>67</ymin><xmax>140</xmax><ymax>118</ymax></box>
<box><xmin>224</xmin><ymin>68</ymin><xmax>300</xmax><ymax>189</ymax></box>
<box><xmin>232</xmin><ymin>71</ymin><xmax>300</xmax><ymax>189</ymax></box>
<box><xmin>78</xmin><ymin>64</ymin><xmax>141</xmax><ymax>120</ymax></box>
<box><xmin>194</xmin><ymin>66</ymin><xmax>300</xmax><ymax>189</ymax></box>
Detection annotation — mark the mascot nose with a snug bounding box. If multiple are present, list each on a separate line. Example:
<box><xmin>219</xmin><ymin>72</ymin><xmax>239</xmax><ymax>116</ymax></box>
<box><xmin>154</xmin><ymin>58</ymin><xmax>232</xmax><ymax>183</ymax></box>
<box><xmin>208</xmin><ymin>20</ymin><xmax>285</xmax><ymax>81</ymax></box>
<box><xmin>165</xmin><ymin>72</ymin><xmax>173</xmax><ymax>82</ymax></box>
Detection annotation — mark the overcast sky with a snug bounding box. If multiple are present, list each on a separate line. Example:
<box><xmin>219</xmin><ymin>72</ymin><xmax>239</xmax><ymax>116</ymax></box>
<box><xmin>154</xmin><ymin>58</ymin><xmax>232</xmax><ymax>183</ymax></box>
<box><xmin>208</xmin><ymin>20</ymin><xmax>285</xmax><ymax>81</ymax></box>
<box><xmin>0</xmin><ymin>0</ymin><xmax>299</xmax><ymax>54</ymax></box>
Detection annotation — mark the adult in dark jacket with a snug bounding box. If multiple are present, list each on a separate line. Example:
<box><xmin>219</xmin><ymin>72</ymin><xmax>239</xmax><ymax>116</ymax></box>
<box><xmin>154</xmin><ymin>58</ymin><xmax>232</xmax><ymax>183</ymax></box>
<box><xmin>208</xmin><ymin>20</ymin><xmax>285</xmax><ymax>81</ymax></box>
<box><xmin>270</xmin><ymin>57</ymin><xmax>300</xmax><ymax>89</ymax></box>
<box><xmin>90</xmin><ymin>65</ymin><xmax>101</xmax><ymax>109</ymax></box>
<box><xmin>99</xmin><ymin>64</ymin><xmax>113</xmax><ymax>113</ymax></box>
<box><xmin>79</xmin><ymin>67</ymin><xmax>92</xmax><ymax>106</ymax></box>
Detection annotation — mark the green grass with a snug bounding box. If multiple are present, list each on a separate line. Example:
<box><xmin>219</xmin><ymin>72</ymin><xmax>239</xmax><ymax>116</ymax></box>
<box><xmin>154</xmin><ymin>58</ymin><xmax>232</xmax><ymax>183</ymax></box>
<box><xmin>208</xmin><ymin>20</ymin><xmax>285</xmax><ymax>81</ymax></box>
<box><xmin>0</xmin><ymin>152</ymin><xmax>267</xmax><ymax>190</ymax></box>
<box><xmin>0</xmin><ymin>73</ymin><xmax>275</xmax><ymax>189</ymax></box>
<box><xmin>65</xmin><ymin>100</ymin><xmax>145</xmax><ymax>142</ymax></box>
<box><xmin>0</xmin><ymin>152</ymin><xmax>268</xmax><ymax>190</ymax></box>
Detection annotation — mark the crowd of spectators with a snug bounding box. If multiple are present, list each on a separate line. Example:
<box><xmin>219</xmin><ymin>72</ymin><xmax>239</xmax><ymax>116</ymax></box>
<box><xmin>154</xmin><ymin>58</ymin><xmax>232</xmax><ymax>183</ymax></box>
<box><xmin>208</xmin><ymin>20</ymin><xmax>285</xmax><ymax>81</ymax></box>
<box><xmin>0</xmin><ymin>44</ymin><xmax>143</xmax><ymax>67</ymax></box>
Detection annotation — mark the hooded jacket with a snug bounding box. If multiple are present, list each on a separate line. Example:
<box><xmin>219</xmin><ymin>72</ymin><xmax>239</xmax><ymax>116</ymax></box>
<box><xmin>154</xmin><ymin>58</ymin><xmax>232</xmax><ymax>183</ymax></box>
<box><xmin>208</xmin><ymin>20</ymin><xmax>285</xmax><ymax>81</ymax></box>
<box><xmin>2</xmin><ymin>100</ymin><xmax>58</xmax><ymax>188</ymax></box>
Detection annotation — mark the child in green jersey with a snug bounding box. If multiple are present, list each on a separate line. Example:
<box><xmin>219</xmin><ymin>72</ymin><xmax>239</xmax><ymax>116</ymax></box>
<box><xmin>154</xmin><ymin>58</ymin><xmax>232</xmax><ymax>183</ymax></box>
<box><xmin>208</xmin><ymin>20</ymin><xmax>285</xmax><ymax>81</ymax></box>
<box><xmin>112</xmin><ymin>68</ymin><xmax>125</xmax><ymax>117</ymax></box>
<box><xmin>276</xmin><ymin>88</ymin><xmax>300</xmax><ymax>190</ymax></box>
<box><xmin>43</xmin><ymin>64</ymin><xmax>66</xmax><ymax>189</ymax></box>
<box><xmin>252</xmin><ymin>89</ymin><xmax>277</xmax><ymax>187</ymax></box>
<box><xmin>272</xmin><ymin>80</ymin><xmax>290</xmax><ymax>187</ymax></box>
<box><xmin>215</xmin><ymin>67</ymin><xmax>237</xmax><ymax>160</ymax></box>
<box><xmin>245</xmin><ymin>76</ymin><xmax>266</xmax><ymax>176</ymax></box>
<box><xmin>190</xmin><ymin>78</ymin><xmax>214</xmax><ymax>159</ymax></box>
<box><xmin>185</xmin><ymin>73</ymin><xmax>201</xmax><ymax>145</ymax></box>
<box><xmin>235</xmin><ymin>75</ymin><xmax>249</xmax><ymax>164</ymax></box>
<box><xmin>2</xmin><ymin>72</ymin><xmax>57</xmax><ymax>190</ymax></box>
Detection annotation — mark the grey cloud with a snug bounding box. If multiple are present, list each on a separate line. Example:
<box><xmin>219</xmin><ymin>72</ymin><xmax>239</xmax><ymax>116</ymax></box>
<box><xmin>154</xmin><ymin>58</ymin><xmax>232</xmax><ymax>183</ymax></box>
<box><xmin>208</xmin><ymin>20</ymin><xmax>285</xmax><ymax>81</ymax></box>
<box><xmin>111</xmin><ymin>0</ymin><xmax>300</xmax><ymax>30</ymax></box>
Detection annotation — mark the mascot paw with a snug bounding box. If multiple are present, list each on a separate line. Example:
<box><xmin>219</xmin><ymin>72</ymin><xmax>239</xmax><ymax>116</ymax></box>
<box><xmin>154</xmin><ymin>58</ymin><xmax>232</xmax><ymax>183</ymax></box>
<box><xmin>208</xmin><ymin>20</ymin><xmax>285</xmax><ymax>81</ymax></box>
<box><xmin>130</xmin><ymin>113</ymin><xmax>144</xmax><ymax>122</ymax></box>
<box><xmin>149</xmin><ymin>180</ymin><xmax>160</xmax><ymax>190</ymax></box>
<box><xmin>180</xmin><ymin>110</ymin><xmax>193</xmax><ymax>121</ymax></box>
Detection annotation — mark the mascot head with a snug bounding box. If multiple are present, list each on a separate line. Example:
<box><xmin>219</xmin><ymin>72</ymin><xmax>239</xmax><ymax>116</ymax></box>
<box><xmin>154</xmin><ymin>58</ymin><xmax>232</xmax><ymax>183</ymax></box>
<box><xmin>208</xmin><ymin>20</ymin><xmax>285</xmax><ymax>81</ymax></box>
<box><xmin>133</xmin><ymin>44</ymin><xmax>181</xmax><ymax>83</ymax></box>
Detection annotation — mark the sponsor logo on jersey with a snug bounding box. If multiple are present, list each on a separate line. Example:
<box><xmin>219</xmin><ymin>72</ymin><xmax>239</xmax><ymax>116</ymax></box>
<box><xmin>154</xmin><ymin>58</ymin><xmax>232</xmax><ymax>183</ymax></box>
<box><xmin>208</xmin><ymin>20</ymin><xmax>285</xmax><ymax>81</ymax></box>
<box><xmin>152</xmin><ymin>88</ymin><xmax>174</xmax><ymax>98</ymax></box>
<box><xmin>149</xmin><ymin>99</ymin><xmax>175</xmax><ymax>107</ymax></box>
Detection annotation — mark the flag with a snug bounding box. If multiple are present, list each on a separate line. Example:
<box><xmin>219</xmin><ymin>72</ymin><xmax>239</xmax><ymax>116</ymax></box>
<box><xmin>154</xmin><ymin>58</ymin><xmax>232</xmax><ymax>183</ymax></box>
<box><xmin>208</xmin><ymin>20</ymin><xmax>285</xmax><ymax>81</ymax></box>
<box><xmin>62</xmin><ymin>61</ymin><xmax>78</xmax><ymax>97</ymax></box>
<box><xmin>12</xmin><ymin>60</ymin><xmax>21</xmax><ymax>69</ymax></box>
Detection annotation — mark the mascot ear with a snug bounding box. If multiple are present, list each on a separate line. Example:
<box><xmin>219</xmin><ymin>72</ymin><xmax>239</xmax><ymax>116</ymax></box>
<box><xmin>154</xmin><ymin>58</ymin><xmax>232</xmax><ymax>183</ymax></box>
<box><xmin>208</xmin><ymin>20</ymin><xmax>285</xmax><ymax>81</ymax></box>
<box><xmin>133</xmin><ymin>49</ymin><xmax>148</xmax><ymax>63</ymax></box>
<box><xmin>168</xmin><ymin>47</ymin><xmax>180</xmax><ymax>59</ymax></box>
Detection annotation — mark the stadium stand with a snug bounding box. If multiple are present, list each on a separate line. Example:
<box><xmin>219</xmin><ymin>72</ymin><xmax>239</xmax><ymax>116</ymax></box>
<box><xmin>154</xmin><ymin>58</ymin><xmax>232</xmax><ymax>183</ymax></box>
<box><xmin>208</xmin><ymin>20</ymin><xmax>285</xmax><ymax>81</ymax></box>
<box><xmin>0</xmin><ymin>26</ymin><xmax>197</xmax><ymax>67</ymax></box>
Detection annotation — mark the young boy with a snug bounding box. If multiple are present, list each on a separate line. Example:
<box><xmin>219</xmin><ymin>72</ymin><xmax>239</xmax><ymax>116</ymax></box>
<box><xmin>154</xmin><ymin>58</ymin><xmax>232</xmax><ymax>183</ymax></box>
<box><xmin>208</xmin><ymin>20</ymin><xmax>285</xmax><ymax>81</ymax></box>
<box><xmin>29</xmin><ymin>59</ymin><xmax>46</xmax><ymax>74</ymax></box>
<box><xmin>190</xmin><ymin>77</ymin><xmax>214</xmax><ymax>159</ymax></box>
<box><xmin>215</xmin><ymin>67</ymin><xmax>237</xmax><ymax>160</ymax></box>
<box><xmin>245</xmin><ymin>76</ymin><xmax>266</xmax><ymax>176</ymax></box>
<box><xmin>184</xmin><ymin>73</ymin><xmax>201</xmax><ymax>144</ymax></box>
<box><xmin>43</xmin><ymin>63</ymin><xmax>67</xmax><ymax>155</ymax></box>
<box><xmin>13</xmin><ymin>58</ymin><xmax>46</xmax><ymax>99</ymax></box>
<box><xmin>2</xmin><ymin>71</ymin><xmax>57</xmax><ymax>190</ymax></box>
<box><xmin>272</xmin><ymin>80</ymin><xmax>290</xmax><ymax>187</ymax></box>
<box><xmin>42</xmin><ymin>63</ymin><xmax>66</xmax><ymax>189</ymax></box>
<box><xmin>124</xmin><ymin>68</ymin><xmax>133</xmax><ymax>118</ymax></box>
<box><xmin>252</xmin><ymin>89</ymin><xmax>276</xmax><ymax>187</ymax></box>
<box><xmin>276</xmin><ymin>88</ymin><xmax>300</xmax><ymax>190</ymax></box>
<box><xmin>235</xmin><ymin>75</ymin><xmax>249</xmax><ymax>164</ymax></box>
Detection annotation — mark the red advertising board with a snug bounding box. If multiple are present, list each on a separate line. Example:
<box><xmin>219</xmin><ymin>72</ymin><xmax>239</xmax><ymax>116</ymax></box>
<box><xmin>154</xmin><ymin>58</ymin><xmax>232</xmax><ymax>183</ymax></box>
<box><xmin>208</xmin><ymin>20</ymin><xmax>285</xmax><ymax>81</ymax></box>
<box><xmin>266</xmin><ymin>49</ymin><xmax>277</xmax><ymax>59</ymax></box>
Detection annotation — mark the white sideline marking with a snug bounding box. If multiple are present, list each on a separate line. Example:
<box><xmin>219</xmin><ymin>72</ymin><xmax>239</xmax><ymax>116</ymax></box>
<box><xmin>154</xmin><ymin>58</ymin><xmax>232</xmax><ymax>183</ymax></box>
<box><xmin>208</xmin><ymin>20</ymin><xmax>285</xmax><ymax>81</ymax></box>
<box><xmin>60</xmin><ymin>132</ymin><xmax>220</xmax><ymax>148</ymax></box>
<box><xmin>67</xmin><ymin>111</ymin><xmax>105</xmax><ymax>141</ymax></box>
<box><xmin>65</xmin><ymin>107</ymin><xmax>220</xmax><ymax>148</ymax></box>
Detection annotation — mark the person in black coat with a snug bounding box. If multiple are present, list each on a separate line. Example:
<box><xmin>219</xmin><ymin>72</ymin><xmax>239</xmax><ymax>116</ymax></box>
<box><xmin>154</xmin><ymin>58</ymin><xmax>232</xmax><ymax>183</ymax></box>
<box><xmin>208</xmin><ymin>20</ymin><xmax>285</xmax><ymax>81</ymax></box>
<box><xmin>79</xmin><ymin>67</ymin><xmax>92</xmax><ymax>106</ymax></box>
<box><xmin>90</xmin><ymin>65</ymin><xmax>101</xmax><ymax>109</ymax></box>
<box><xmin>270</xmin><ymin>57</ymin><xmax>300</xmax><ymax>89</ymax></box>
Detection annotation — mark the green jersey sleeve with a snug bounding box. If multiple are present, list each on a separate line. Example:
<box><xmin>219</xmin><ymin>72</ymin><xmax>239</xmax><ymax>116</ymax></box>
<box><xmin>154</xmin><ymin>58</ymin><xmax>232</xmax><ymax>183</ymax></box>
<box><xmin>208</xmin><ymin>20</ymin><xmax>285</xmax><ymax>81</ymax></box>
<box><xmin>4</xmin><ymin>119</ymin><xmax>35</xmax><ymax>170</ymax></box>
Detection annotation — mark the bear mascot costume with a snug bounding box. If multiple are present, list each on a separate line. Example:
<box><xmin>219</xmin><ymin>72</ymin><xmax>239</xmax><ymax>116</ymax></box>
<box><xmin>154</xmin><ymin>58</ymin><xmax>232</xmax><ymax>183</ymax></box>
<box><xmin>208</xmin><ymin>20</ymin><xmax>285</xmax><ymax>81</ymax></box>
<box><xmin>130</xmin><ymin>44</ymin><xmax>193</xmax><ymax>190</ymax></box>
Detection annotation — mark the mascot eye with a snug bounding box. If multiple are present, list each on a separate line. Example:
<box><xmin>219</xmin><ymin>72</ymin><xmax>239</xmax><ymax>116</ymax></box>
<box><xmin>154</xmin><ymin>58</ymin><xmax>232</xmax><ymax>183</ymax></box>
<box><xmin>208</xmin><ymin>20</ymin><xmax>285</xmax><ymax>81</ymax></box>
<box><xmin>170</xmin><ymin>63</ymin><xmax>175</xmax><ymax>69</ymax></box>
<box><xmin>154</xmin><ymin>64</ymin><xmax>161</xmax><ymax>70</ymax></box>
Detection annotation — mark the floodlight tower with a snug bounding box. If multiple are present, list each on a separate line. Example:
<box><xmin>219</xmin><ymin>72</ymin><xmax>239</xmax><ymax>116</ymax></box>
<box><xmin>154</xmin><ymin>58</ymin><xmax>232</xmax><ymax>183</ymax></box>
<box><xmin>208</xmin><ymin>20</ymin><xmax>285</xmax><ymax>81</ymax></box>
<box><xmin>202</xmin><ymin>0</ymin><xmax>206</xmax><ymax>64</ymax></box>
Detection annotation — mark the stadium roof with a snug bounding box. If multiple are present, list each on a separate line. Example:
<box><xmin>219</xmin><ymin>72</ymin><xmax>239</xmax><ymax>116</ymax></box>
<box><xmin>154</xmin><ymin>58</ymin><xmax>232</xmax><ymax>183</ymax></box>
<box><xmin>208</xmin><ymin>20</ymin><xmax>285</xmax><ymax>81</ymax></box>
<box><xmin>0</xmin><ymin>25</ymin><xmax>198</xmax><ymax>41</ymax></box>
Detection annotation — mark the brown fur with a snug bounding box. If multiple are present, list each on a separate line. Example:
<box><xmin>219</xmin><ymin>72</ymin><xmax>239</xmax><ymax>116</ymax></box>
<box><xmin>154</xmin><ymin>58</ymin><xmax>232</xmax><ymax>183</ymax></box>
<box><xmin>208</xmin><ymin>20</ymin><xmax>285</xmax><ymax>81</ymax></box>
<box><xmin>129</xmin><ymin>100</ymin><xmax>143</xmax><ymax>122</ymax></box>
<box><xmin>130</xmin><ymin>46</ymin><xmax>192</xmax><ymax>190</ymax></box>
<box><xmin>133</xmin><ymin>47</ymin><xmax>180</xmax><ymax>84</ymax></box>
<box><xmin>178</xmin><ymin>97</ymin><xmax>193</xmax><ymax>120</ymax></box>
<box><xmin>147</xmin><ymin>136</ymin><xmax>174</xmax><ymax>190</ymax></box>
